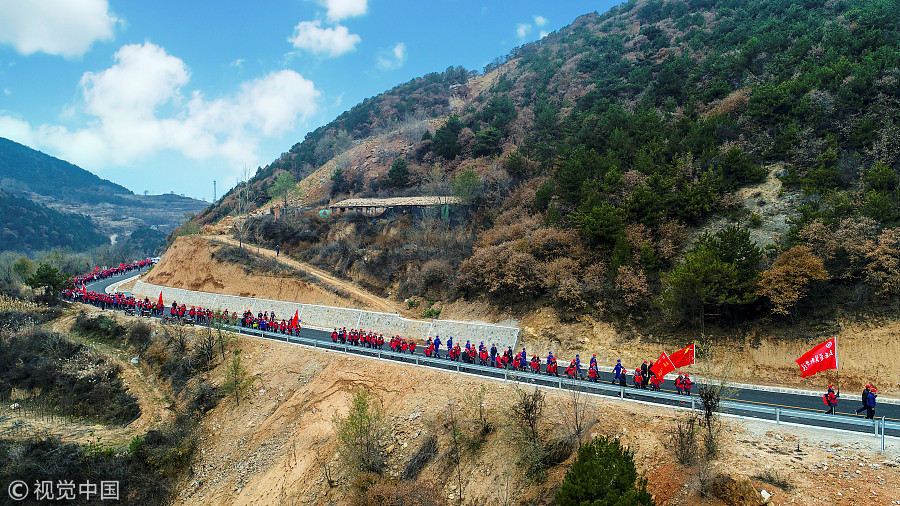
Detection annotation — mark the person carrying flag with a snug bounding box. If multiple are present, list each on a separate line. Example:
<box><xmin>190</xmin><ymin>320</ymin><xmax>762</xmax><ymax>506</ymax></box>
<box><xmin>823</xmin><ymin>384</ymin><xmax>839</xmax><ymax>415</ymax></box>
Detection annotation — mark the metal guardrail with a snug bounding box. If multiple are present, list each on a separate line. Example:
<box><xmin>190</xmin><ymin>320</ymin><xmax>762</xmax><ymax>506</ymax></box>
<box><xmin>228</xmin><ymin>323</ymin><xmax>896</xmax><ymax>453</ymax></box>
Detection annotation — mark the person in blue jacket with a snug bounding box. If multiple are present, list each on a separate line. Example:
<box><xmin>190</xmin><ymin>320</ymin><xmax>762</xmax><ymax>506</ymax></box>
<box><xmin>433</xmin><ymin>336</ymin><xmax>442</xmax><ymax>358</ymax></box>
<box><xmin>613</xmin><ymin>358</ymin><xmax>624</xmax><ymax>384</ymax></box>
<box><xmin>866</xmin><ymin>388</ymin><xmax>878</xmax><ymax>419</ymax></box>
<box><xmin>519</xmin><ymin>348</ymin><xmax>527</xmax><ymax>366</ymax></box>
<box><xmin>446</xmin><ymin>336</ymin><xmax>453</xmax><ymax>354</ymax></box>
<box><xmin>573</xmin><ymin>354</ymin><xmax>582</xmax><ymax>379</ymax></box>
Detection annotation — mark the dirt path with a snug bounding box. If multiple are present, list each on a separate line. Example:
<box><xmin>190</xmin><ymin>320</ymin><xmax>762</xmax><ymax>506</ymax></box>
<box><xmin>209</xmin><ymin>235</ymin><xmax>399</xmax><ymax>314</ymax></box>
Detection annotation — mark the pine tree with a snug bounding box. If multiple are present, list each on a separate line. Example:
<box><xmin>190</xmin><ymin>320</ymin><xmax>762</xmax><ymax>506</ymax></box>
<box><xmin>555</xmin><ymin>436</ymin><xmax>655</xmax><ymax>506</ymax></box>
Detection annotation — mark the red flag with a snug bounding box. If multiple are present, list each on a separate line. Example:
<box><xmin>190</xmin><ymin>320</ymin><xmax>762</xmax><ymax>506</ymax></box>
<box><xmin>80</xmin><ymin>283</ymin><xmax>87</xmax><ymax>294</ymax></box>
<box><xmin>94</xmin><ymin>266</ymin><xmax>100</xmax><ymax>271</ymax></box>
<box><xmin>291</xmin><ymin>310</ymin><xmax>299</xmax><ymax>329</ymax></box>
<box><xmin>669</xmin><ymin>343</ymin><xmax>695</xmax><ymax>369</ymax></box>
<box><xmin>796</xmin><ymin>337</ymin><xmax>838</xmax><ymax>378</ymax></box>
<box><xmin>650</xmin><ymin>352</ymin><xmax>676</xmax><ymax>380</ymax></box>
<box><xmin>158</xmin><ymin>292</ymin><xmax>163</xmax><ymax>305</ymax></box>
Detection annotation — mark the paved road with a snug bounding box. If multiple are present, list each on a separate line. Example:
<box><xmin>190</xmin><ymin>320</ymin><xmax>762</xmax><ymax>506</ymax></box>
<box><xmin>86</xmin><ymin>271</ymin><xmax>899</xmax><ymax>439</ymax></box>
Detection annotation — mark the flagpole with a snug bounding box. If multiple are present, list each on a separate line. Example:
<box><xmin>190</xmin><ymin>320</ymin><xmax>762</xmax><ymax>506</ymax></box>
<box><xmin>835</xmin><ymin>336</ymin><xmax>840</xmax><ymax>394</ymax></box>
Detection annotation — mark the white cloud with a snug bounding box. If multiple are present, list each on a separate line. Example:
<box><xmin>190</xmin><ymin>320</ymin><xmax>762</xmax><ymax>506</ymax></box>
<box><xmin>0</xmin><ymin>42</ymin><xmax>320</xmax><ymax>171</ymax></box>
<box><xmin>516</xmin><ymin>23</ymin><xmax>532</xmax><ymax>40</ymax></box>
<box><xmin>533</xmin><ymin>15</ymin><xmax>548</xmax><ymax>26</ymax></box>
<box><xmin>230</xmin><ymin>58</ymin><xmax>245</xmax><ymax>69</ymax></box>
<box><xmin>321</xmin><ymin>0</ymin><xmax>367</xmax><ymax>22</ymax></box>
<box><xmin>540</xmin><ymin>31</ymin><xmax>549</xmax><ymax>39</ymax></box>
<box><xmin>288</xmin><ymin>20</ymin><xmax>360</xmax><ymax>58</ymax></box>
<box><xmin>0</xmin><ymin>0</ymin><xmax>117</xmax><ymax>58</ymax></box>
<box><xmin>376</xmin><ymin>43</ymin><xmax>407</xmax><ymax>71</ymax></box>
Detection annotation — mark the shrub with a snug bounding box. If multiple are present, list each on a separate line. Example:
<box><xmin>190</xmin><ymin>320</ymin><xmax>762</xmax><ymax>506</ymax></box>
<box><xmin>555</xmin><ymin>436</ymin><xmax>655</xmax><ymax>506</ymax></box>
<box><xmin>668</xmin><ymin>414</ymin><xmax>700</xmax><ymax>466</ymax></box>
<box><xmin>350</xmin><ymin>477</ymin><xmax>448</xmax><ymax>506</ymax></box>
<box><xmin>757</xmin><ymin>246</ymin><xmax>828</xmax><ymax>315</ymax></box>
<box><xmin>335</xmin><ymin>390</ymin><xmax>389</xmax><ymax>475</ymax></box>
<box><xmin>72</xmin><ymin>312</ymin><xmax>125</xmax><ymax>343</ymax></box>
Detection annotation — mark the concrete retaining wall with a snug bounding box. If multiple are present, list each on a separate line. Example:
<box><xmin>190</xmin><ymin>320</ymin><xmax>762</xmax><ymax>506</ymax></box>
<box><xmin>131</xmin><ymin>281</ymin><xmax>519</xmax><ymax>348</ymax></box>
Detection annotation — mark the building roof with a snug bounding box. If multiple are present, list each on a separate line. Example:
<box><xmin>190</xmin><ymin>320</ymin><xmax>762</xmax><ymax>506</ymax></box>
<box><xmin>329</xmin><ymin>196</ymin><xmax>461</xmax><ymax>208</ymax></box>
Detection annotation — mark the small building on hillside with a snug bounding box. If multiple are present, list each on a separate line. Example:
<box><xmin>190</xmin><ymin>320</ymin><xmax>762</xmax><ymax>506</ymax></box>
<box><xmin>328</xmin><ymin>196</ymin><xmax>462</xmax><ymax>217</ymax></box>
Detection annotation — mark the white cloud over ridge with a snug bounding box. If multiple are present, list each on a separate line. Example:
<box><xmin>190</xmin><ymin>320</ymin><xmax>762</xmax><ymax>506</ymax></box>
<box><xmin>0</xmin><ymin>0</ymin><xmax>117</xmax><ymax>58</ymax></box>
<box><xmin>516</xmin><ymin>23</ymin><xmax>532</xmax><ymax>40</ymax></box>
<box><xmin>376</xmin><ymin>43</ymin><xmax>407</xmax><ymax>71</ymax></box>
<box><xmin>321</xmin><ymin>0</ymin><xmax>367</xmax><ymax>22</ymax></box>
<box><xmin>288</xmin><ymin>20</ymin><xmax>361</xmax><ymax>57</ymax></box>
<box><xmin>0</xmin><ymin>42</ymin><xmax>320</xmax><ymax>172</ymax></box>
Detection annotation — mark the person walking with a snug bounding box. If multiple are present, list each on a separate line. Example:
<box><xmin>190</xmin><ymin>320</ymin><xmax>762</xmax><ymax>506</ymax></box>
<box><xmin>613</xmin><ymin>359</ymin><xmax>624</xmax><ymax>384</ymax></box>
<box><xmin>640</xmin><ymin>361</ymin><xmax>649</xmax><ymax>389</ymax></box>
<box><xmin>275</xmin><ymin>244</ymin><xmax>280</xmax><ymax>256</ymax></box>
<box><xmin>865</xmin><ymin>388</ymin><xmax>878</xmax><ymax>419</ymax></box>
<box><xmin>823</xmin><ymin>384</ymin><xmax>839</xmax><ymax>415</ymax></box>
<box><xmin>856</xmin><ymin>385</ymin><xmax>871</xmax><ymax>415</ymax></box>
<box><xmin>683</xmin><ymin>374</ymin><xmax>692</xmax><ymax>396</ymax></box>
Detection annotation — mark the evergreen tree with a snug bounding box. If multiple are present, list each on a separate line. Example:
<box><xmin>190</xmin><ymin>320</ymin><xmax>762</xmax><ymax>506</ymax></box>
<box><xmin>387</xmin><ymin>158</ymin><xmax>409</xmax><ymax>188</ymax></box>
<box><xmin>555</xmin><ymin>436</ymin><xmax>655</xmax><ymax>506</ymax></box>
<box><xmin>432</xmin><ymin>114</ymin><xmax>464</xmax><ymax>159</ymax></box>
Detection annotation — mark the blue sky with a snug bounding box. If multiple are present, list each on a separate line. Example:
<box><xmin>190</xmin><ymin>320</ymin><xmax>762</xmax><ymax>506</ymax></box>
<box><xmin>0</xmin><ymin>0</ymin><xmax>619</xmax><ymax>201</ymax></box>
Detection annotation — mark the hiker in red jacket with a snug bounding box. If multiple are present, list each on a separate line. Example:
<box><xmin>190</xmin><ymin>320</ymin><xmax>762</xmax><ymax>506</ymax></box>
<box><xmin>823</xmin><ymin>384</ymin><xmax>839</xmax><ymax>415</ymax></box>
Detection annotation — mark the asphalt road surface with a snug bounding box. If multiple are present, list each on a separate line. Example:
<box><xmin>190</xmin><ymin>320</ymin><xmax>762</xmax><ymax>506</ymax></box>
<box><xmin>86</xmin><ymin>270</ymin><xmax>899</xmax><ymax>439</ymax></box>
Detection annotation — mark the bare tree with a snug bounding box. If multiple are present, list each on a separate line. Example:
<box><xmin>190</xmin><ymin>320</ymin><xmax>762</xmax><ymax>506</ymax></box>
<box><xmin>557</xmin><ymin>386</ymin><xmax>595</xmax><ymax>449</ymax></box>
<box><xmin>232</xmin><ymin>166</ymin><xmax>254</xmax><ymax>250</ymax></box>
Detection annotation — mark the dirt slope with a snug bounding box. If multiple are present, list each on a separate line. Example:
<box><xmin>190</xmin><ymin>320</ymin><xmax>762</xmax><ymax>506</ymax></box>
<box><xmin>209</xmin><ymin>235</ymin><xmax>399</xmax><ymax>314</ymax></box>
<box><xmin>175</xmin><ymin>333</ymin><xmax>900</xmax><ymax>506</ymax></box>
<box><xmin>143</xmin><ymin>236</ymin><xmax>370</xmax><ymax>310</ymax></box>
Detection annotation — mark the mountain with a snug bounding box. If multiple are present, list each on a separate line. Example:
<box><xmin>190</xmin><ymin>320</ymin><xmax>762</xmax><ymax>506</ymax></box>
<box><xmin>0</xmin><ymin>190</ymin><xmax>109</xmax><ymax>253</ymax></box>
<box><xmin>195</xmin><ymin>0</ymin><xmax>900</xmax><ymax>329</ymax></box>
<box><xmin>0</xmin><ymin>137</ymin><xmax>209</xmax><ymax>239</ymax></box>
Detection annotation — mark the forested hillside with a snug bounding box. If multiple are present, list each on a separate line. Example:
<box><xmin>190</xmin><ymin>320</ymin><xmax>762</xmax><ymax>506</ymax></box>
<box><xmin>0</xmin><ymin>190</ymin><xmax>108</xmax><ymax>253</ymax></box>
<box><xmin>197</xmin><ymin>0</ymin><xmax>900</xmax><ymax>331</ymax></box>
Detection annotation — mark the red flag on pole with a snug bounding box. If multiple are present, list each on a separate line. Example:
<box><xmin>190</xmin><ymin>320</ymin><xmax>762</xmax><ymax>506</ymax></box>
<box><xmin>669</xmin><ymin>343</ymin><xmax>695</xmax><ymax>369</ymax></box>
<box><xmin>158</xmin><ymin>292</ymin><xmax>163</xmax><ymax>305</ymax></box>
<box><xmin>81</xmin><ymin>283</ymin><xmax>87</xmax><ymax>294</ymax></box>
<box><xmin>291</xmin><ymin>310</ymin><xmax>299</xmax><ymax>329</ymax></box>
<box><xmin>795</xmin><ymin>337</ymin><xmax>838</xmax><ymax>378</ymax></box>
<box><xmin>650</xmin><ymin>352</ymin><xmax>676</xmax><ymax>380</ymax></box>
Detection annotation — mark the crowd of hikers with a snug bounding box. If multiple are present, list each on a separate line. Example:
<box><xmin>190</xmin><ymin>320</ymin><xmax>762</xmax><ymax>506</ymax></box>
<box><xmin>72</xmin><ymin>258</ymin><xmax>153</xmax><ymax>286</ymax></box>
<box><xmin>65</xmin><ymin>263</ymin><xmax>885</xmax><ymax>421</ymax></box>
